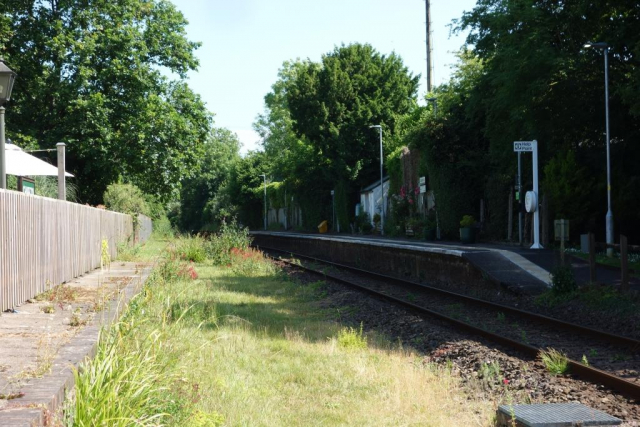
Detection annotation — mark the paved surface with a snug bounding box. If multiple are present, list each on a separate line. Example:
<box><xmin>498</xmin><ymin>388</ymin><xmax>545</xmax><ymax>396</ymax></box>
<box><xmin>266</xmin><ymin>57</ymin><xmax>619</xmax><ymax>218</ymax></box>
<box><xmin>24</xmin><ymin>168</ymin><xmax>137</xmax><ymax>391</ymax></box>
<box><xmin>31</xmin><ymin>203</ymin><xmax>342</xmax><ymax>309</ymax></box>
<box><xmin>0</xmin><ymin>262</ymin><xmax>151</xmax><ymax>426</ymax></box>
<box><xmin>251</xmin><ymin>231</ymin><xmax>640</xmax><ymax>293</ymax></box>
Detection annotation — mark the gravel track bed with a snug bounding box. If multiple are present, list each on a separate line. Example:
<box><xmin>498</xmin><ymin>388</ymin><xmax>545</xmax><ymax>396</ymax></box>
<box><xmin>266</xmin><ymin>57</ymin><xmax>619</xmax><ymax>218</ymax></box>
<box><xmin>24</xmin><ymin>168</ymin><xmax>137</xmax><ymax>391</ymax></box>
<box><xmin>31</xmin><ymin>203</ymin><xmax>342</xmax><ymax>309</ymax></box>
<box><xmin>300</xmin><ymin>260</ymin><xmax>640</xmax><ymax>384</ymax></box>
<box><xmin>272</xmin><ymin>257</ymin><xmax>640</xmax><ymax>425</ymax></box>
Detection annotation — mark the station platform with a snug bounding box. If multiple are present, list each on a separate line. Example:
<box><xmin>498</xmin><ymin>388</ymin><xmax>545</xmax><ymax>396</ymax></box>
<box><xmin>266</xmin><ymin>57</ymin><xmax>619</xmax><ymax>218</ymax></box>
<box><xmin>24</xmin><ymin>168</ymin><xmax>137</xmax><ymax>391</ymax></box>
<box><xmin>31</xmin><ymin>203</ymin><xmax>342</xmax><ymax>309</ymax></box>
<box><xmin>250</xmin><ymin>231</ymin><xmax>639</xmax><ymax>294</ymax></box>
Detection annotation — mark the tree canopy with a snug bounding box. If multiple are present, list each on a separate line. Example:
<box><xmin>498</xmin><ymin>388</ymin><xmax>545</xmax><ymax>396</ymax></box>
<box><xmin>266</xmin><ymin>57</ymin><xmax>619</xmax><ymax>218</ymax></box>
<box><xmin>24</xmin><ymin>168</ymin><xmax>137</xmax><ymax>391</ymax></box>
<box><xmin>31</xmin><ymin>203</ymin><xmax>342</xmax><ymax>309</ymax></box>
<box><xmin>1</xmin><ymin>0</ymin><xmax>211</xmax><ymax>203</ymax></box>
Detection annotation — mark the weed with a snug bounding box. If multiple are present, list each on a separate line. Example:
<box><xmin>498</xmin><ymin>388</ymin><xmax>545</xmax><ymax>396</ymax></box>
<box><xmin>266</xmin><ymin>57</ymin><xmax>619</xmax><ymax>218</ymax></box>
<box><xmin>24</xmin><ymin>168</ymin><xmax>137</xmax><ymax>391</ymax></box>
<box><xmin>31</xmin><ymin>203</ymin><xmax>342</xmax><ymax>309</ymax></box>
<box><xmin>581</xmin><ymin>355</ymin><xmax>589</xmax><ymax>366</ymax></box>
<box><xmin>406</xmin><ymin>292</ymin><xmax>417</xmax><ymax>302</ymax></box>
<box><xmin>550</xmin><ymin>265</ymin><xmax>577</xmax><ymax>294</ymax></box>
<box><xmin>70</xmin><ymin>309</ymin><xmax>87</xmax><ymax>327</ymax></box>
<box><xmin>540</xmin><ymin>348</ymin><xmax>569</xmax><ymax>375</ymax></box>
<box><xmin>337</xmin><ymin>323</ymin><xmax>367</xmax><ymax>350</ymax></box>
<box><xmin>612</xmin><ymin>353</ymin><xmax>630</xmax><ymax>362</ymax></box>
<box><xmin>478</xmin><ymin>361</ymin><xmax>501</xmax><ymax>382</ymax></box>
<box><xmin>35</xmin><ymin>284</ymin><xmax>77</xmax><ymax>304</ymax></box>
<box><xmin>497</xmin><ymin>312</ymin><xmax>506</xmax><ymax>322</ymax></box>
<box><xmin>189</xmin><ymin>409</ymin><xmax>225</xmax><ymax>427</ymax></box>
<box><xmin>101</xmin><ymin>239</ymin><xmax>111</xmax><ymax>271</ymax></box>
<box><xmin>176</xmin><ymin>235</ymin><xmax>207</xmax><ymax>262</ymax></box>
<box><xmin>520</xmin><ymin>329</ymin><xmax>529</xmax><ymax>345</ymax></box>
<box><xmin>589</xmin><ymin>348</ymin><xmax>598</xmax><ymax>358</ymax></box>
<box><xmin>41</xmin><ymin>304</ymin><xmax>55</xmax><ymax>314</ymax></box>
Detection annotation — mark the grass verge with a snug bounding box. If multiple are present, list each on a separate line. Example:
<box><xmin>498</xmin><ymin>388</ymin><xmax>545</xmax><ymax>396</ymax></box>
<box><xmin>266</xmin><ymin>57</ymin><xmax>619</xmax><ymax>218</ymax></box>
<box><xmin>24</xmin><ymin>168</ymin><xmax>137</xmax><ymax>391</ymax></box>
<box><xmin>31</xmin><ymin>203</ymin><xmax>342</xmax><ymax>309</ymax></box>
<box><xmin>70</xmin><ymin>232</ymin><xmax>494</xmax><ymax>426</ymax></box>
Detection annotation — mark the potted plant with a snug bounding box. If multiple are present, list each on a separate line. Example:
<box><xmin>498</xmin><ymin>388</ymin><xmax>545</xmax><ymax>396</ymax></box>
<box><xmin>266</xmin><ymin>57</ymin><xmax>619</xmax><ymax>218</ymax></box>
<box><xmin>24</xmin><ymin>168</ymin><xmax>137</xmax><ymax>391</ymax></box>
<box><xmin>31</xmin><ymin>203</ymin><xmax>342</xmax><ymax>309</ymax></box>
<box><xmin>373</xmin><ymin>213</ymin><xmax>381</xmax><ymax>233</ymax></box>
<box><xmin>459</xmin><ymin>215</ymin><xmax>476</xmax><ymax>244</ymax></box>
<box><xmin>423</xmin><ymin>211</ymin><xmax>437</xmax><ymax>241</ymax></box>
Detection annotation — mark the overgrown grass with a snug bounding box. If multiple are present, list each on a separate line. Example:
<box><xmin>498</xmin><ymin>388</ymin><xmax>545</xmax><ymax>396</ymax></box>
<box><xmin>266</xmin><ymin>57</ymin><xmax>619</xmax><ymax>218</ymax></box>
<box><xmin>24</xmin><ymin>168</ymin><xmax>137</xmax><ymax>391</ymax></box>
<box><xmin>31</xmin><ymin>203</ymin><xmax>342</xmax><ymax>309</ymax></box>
<box><xmin>535</xmin><ymin>284</ymin><xmax>640</xmax><ymax>317</ymax></box>
<box><xmin>71</xmin><ymin>233</ymin><xmax>494</xmax><ymax>426</ymax></box>
<box><xmin>540</xmin><ymin>348</ymin><xmax>569</xmax><ymax>376</ymax></box>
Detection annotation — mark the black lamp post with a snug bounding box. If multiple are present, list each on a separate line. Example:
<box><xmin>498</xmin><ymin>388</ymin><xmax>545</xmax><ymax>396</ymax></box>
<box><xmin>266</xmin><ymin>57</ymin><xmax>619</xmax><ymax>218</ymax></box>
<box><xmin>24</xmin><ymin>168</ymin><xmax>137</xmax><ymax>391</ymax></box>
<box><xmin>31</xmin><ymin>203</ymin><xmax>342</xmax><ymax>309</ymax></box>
<box><xmin>0</xmin><ymin>59</ymin><xmax>17</xmax><ymax>189</ymax></box>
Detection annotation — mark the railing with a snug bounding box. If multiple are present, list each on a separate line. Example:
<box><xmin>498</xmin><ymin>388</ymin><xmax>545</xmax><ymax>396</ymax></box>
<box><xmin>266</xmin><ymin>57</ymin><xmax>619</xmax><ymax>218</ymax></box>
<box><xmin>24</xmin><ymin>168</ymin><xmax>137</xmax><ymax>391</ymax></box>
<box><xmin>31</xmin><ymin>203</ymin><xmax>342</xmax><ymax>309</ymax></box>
<box><xmin>0</xmin><ymin>189</ymin><xmax>148</xmax><ymax>312</ymax></box>
<box><xmin>585</xmin><ymin>232</ymin><xmax>634</xmax><ymax>292</ymax></box>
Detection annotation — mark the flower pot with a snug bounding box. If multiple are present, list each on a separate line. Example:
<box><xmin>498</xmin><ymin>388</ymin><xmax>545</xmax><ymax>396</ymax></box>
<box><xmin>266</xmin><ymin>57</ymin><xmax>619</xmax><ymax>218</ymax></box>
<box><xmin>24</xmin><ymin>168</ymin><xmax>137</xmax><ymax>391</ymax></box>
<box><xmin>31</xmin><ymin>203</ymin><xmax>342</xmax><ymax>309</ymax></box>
<box><xmin>460</xmin><ymin>227</ymin><xmax>475</xmax><ymax>244</ymax></box>
<box><xmin>423</xmin><ymin>228</ymin><xmax>436</xmax><ymax>241</ymax></box>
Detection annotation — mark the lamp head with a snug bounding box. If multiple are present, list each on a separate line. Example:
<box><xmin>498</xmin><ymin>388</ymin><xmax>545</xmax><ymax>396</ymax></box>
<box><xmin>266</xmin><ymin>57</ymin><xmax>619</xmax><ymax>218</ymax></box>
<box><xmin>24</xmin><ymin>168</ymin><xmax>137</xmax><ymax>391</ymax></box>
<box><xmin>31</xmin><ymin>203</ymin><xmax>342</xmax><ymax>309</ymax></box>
<box><xmin>584</xmin><ymin>41</ymin><xmax>608</xmax><ymax>50</ymax></box>
<box><xmin>426</xmin><ymin>97</ymin><xmax>437</xmax><ymax>102</ymax></box>
<box><xmin>369</xmin><ymin>125</ymin><xmax>381</xmax><ymax>129</ymax></box>
<box><xmin>0</xmin><ymin>58</ymin><xmax>17</xmax><ymax>105</ymax></box>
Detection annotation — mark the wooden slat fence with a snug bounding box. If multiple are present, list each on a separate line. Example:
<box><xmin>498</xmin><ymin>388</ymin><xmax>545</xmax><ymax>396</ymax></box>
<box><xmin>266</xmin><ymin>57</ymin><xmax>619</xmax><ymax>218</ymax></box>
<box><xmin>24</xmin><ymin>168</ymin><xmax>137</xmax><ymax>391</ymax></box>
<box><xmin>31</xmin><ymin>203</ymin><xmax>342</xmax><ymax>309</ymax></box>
<box><xmin>137</xmin><ymin>214</ymin><xmax>153</xmax><ymax>244</ymax></box>
<box><xmin>0</xmin><ymin>189</ymin><xmax>149</xmax><ymax>312</ymax></box>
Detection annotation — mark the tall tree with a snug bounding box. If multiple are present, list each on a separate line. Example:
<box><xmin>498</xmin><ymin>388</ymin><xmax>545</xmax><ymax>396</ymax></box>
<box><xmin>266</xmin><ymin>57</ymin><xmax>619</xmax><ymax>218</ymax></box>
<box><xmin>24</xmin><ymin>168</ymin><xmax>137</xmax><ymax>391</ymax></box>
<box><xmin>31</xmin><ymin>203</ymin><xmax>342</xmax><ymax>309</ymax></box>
<box><xmin>178</xmin><ymin>128</ymin><xmax>240</xmax><ymax>232</ymax></box>
<box><xmin>456</xmin><ymin>0</ymin><xmax>640</xmax><ymax>238</ymax></box>
<box><xmin>1</xmin><ymin>0</ymin><xmax>211</xmax><ymax>203</ymax></box>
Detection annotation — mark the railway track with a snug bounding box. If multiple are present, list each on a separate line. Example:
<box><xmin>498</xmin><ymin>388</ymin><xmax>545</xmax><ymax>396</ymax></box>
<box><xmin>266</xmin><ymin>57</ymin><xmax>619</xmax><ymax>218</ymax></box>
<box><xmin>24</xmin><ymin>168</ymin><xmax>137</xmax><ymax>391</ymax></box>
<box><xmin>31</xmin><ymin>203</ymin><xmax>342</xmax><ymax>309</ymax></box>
<box><xmin>258</xmin><ymin>245</ymin><xmax>640</xmax><ymax>401</ymax></box>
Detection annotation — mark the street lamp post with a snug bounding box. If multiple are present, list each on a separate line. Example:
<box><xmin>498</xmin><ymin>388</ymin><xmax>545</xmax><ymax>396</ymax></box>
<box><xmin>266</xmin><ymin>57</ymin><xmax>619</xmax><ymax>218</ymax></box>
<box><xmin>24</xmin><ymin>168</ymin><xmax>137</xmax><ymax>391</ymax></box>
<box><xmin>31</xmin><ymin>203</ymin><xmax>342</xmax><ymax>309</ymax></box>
<box><xmin>259</xmin><ymin>174</ymin><xmax>267</xmax><ymax>231</ymax></box>
<box><xmin>426</xmin><ymin>97</ymin><xmax>438</xmax><ymax>117</ymax></box>
<box><xmin>0</xmin><ymin>59</ymin><xmax>18</xmax><ymax>190</ymax></box>
<box><xmin>584</xmin><ymin>41</ymin><xmax>614</xmax><ymax>257</ymax></box>
<box><xmin>369</xmin><ymin>125</ymin><xmax>384</xmax><ymax>236</ymax></box>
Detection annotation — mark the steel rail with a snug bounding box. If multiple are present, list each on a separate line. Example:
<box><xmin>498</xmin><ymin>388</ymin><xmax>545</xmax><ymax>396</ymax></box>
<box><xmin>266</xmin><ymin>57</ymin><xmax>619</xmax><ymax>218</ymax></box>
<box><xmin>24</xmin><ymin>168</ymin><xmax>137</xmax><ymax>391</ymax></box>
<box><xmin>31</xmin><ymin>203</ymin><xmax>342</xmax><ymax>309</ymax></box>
<box><xmin>257</xmin><ymin>245</ymin><xmax>640</xmax><ymax>351</ymax></box>
<box><xmin>261</xmin><ymin>248</ymin><xmax>640</xmax><ymax>400</ymax></box>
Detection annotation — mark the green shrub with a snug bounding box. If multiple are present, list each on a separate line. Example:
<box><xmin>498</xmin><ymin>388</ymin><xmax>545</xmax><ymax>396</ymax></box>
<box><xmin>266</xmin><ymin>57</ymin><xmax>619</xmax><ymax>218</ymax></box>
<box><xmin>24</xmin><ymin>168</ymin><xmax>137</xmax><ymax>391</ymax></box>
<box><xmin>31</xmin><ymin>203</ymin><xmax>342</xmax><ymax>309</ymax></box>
<box><xmin>459</xmin><ymin>215</ymin><xmax>475</xmax><ymax>228</ymax></box>
<box><xmin>206</xmin><ymin>220</ymin><xmax>252</xmax><ymax>265</ymax></box>
<box><xmin>153</xmin><ymin>215</ymin><xmax>174</xmax><ymax>238</ymax></box>
<box><xmin>176</xmin><ymin>236</ymin><xmax>207</xmax><ymax>263</ymax></box>
<box><xmin>550</xmin><ymin>265</ymin><xmax>577</xmax><ymax>294</ymax></box>
<box><xmin>337</xmin><ymin>324</ymin><xmax>367</xmax><ymax>350</ymax></box>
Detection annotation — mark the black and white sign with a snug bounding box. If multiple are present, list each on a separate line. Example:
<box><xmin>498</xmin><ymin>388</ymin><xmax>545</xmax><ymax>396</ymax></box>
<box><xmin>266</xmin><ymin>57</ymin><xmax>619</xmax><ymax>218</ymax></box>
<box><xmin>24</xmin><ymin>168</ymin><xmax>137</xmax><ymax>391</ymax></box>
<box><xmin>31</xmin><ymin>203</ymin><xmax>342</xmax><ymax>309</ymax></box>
<box><xmin>514</xmin><ymin>141</ymin><xmax>534</xmax><ymax>152</ymax></box>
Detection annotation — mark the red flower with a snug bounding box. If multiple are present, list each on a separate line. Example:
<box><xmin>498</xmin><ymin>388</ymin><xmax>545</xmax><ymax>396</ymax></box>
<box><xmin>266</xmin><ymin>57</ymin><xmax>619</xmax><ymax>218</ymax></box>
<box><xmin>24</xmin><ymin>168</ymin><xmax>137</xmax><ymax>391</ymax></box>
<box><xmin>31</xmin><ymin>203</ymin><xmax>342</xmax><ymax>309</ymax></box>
<box><xmin>503</xmin><ymin>379</ymin><xmax>510</xmax><ymax>385</ymax></box>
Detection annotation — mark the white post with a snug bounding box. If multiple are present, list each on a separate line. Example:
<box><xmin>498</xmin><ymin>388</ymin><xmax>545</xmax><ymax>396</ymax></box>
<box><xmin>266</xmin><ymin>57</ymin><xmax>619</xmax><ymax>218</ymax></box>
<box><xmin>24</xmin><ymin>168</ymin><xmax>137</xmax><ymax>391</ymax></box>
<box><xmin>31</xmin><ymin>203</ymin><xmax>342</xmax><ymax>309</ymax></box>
<box><xmin>57</xmin><ymin>142</ymin><xmax>66</xmax><ymax>201</ymax></box>
<box><xmin>0</xmin><ymin>107</ymin><xmax>5</xmax><ymax>189</ymax></box>
<box><xmin>531</xmin><ymin>140</ymin><xmax>542</xmax><ymax>249</ymax></box>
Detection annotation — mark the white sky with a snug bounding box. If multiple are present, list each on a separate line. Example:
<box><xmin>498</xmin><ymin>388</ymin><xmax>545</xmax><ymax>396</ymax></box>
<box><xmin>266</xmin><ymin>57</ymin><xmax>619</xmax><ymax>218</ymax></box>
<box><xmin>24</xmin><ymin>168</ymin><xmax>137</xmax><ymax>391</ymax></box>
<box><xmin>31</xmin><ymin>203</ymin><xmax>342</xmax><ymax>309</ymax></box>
<box><xmin>170</xmin><ymin>0</ymin><xmax>478</xmax><ymax>155</ymax></box>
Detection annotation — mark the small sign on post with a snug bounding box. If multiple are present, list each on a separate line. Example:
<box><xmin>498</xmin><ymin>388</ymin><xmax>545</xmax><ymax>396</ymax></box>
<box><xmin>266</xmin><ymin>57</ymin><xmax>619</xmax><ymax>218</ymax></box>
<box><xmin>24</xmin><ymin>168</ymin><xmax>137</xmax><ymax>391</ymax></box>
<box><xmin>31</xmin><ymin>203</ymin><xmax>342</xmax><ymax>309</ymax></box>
<box><xmin>514</xmin><ymin>141</ymin><xmax>534</xmax><ymax>152</ymax></box>
<box><xmin>419</xmin><ymin>176</ymin><xmax>426</xmax><ymax>194</ymax></box>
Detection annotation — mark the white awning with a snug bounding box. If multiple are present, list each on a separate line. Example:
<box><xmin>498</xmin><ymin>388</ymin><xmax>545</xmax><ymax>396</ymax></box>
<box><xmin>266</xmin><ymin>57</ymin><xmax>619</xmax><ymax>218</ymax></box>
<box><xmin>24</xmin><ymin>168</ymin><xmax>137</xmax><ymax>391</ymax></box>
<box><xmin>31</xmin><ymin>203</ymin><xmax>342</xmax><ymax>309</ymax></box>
<box><xmin>5</xmin><ymin>143</ymin><xmax>73</xmax><ymax>177</ymax></box>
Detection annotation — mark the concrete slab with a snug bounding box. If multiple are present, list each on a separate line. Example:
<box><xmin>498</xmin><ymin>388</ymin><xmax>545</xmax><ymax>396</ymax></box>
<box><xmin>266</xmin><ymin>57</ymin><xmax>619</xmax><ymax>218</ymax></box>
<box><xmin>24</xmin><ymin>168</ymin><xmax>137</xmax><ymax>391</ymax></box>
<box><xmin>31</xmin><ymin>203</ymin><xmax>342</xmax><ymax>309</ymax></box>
<box><xmin>497</xmin><ymin>403</ymin><xmax>622</xmax><ymax>426</ymax></box>
<box><xmin>0</xmin><ymin>262</ymin><xmax>151</xmax><ymax>425</ymax></box>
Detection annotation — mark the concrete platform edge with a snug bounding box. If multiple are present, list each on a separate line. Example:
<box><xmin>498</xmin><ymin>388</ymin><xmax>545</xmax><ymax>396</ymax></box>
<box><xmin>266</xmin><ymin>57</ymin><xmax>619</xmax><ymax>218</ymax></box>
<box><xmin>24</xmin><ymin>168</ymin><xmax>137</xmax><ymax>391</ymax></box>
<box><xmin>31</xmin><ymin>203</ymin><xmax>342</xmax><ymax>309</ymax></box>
<box><xmin>0</xmin><ymin>266</ymin><xmax>152</xmax><ymax>426</ymax></box>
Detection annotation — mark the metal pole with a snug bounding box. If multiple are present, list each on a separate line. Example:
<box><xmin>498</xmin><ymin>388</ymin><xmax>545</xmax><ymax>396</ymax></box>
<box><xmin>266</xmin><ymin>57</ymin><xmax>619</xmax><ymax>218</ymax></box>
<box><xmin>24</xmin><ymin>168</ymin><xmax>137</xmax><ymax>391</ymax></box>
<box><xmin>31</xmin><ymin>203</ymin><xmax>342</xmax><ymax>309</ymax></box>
<box><xmin>57</xmin><ymin>142</ymin><xmax>66</xmax><ymax>201</ymax></box>
<box><xmin>425</xmin><ymin>0</ymin><xmax>432</xmax><ymax>92</ymax></box>
<box><xmin>604</xmin><ymin>47</ymin><xmax>614</xmax><ymax>258</ymax></box>
<box><xmin>518</xmin><ymin>152</ymin><xmax>523</xmax><ymax>245</ymax></box>
<box><xmin>263</xmin><ymin>176</ymin><xmax>267</xmax><ymax>231</ymax></box>
<box><xmin>531</xmin><ymin>140</ymin><xmax>542</xmax><ymax>249</ymax></box>
<box><xmin>379</xmin><ymin>126</ymin><xmax>385</xmax><ymax>236</ymax></box>
<box><xmin>332</xmin><ymin>191</ymin><xmax>335</xmax><ymax>232</ymax></box>
<box><xmin>0</xmin><ymin>107</ymin><xmax>5</xmax><ymax>189</ymax></box>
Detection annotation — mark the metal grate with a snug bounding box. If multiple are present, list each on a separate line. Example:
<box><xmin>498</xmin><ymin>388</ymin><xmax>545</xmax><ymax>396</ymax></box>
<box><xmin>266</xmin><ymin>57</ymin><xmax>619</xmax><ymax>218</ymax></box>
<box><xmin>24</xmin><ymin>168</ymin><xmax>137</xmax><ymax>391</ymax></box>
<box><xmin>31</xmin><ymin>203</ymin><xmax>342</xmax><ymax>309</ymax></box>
<box><xmin>497</xmin><ymin>403</ymin><xmax>622</xmax><ymax>427</ymax></box>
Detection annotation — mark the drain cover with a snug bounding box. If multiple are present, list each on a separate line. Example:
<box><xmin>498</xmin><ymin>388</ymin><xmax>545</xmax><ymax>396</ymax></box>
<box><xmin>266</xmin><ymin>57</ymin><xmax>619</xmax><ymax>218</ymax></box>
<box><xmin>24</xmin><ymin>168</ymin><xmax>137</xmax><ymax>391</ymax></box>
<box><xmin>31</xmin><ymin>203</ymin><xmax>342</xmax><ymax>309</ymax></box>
<box><xmin>497</xmin><ymin>403</ymin><xmax>622</xmax><ymax>427</ymax></box>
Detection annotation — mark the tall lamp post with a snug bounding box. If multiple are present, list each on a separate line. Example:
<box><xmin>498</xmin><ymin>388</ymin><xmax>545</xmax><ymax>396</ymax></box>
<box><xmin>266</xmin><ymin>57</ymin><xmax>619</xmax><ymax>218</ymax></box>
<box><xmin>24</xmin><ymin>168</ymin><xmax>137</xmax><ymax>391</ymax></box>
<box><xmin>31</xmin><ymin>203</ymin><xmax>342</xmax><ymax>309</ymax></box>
<box><xmin>426</xmin><ymin>97</ymin><xmax>438</xmax><ymax>117</ymax></box>
<box><xmin>369</xmin><ymin>125</ymin><xmax>384</xmax><ymax>236</ymax></box>
<box><xmin>0</xmin><ymin>59</ymin><xmax>17</xmax><ymax>189</ymax></box>
<box><xmin>259</xmin><ymin>174</ymin><xmax>267</xmax><ymax>231</ymax></box>
<box><xmin>584</xmin><ymin>41</ymin><xmax>613</xmax><ymax>257</ymax></box>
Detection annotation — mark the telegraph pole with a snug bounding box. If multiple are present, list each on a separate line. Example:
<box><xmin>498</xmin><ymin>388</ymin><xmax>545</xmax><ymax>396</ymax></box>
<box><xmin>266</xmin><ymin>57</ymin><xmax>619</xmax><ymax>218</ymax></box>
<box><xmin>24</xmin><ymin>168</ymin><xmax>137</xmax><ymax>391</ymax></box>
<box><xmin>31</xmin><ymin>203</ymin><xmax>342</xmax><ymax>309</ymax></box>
<box><xmin>425</xmin><ymin>0</ymin><xmax>433</xmax><ymax>92</ymax></box>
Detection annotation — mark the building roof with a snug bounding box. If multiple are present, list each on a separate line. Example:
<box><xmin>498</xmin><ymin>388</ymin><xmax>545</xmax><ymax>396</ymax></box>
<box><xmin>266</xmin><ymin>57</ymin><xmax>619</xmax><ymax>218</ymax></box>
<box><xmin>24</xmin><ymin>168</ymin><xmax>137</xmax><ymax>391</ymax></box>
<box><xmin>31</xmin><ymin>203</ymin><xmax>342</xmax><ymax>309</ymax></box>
<box><xmin>361</xmin><ymin>176</ymin><xmax>389</xmax><ymax>193</ymax></box>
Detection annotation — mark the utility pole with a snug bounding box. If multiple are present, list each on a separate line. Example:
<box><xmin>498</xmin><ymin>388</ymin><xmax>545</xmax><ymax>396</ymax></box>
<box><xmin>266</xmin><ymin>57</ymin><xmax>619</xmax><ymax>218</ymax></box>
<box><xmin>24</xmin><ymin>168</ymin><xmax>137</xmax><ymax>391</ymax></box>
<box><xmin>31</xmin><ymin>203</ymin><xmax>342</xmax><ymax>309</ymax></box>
<box><xmin>425</xmin><ymin>0</ymin><xmax>433</xmax><ymax>92</ymax></box>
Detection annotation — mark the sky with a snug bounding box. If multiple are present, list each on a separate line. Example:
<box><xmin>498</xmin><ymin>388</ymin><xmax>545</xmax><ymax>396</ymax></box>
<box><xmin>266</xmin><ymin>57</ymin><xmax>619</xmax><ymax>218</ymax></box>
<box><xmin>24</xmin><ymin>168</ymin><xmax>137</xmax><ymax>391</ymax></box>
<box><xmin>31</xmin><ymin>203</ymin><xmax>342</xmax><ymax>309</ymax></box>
<box><xmin>170</xmin><ymin>0</ymin><xmax>478</xmax><ymax>155</ymax></box>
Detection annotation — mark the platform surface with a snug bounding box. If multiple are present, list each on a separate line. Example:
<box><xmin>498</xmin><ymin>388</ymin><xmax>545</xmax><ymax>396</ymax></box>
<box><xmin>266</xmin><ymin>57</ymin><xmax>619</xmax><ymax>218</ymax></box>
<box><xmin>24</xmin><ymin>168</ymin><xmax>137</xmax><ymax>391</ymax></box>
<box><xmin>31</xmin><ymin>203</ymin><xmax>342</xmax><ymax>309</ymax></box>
<box><xmin>497</xmin><ymin>403</ymin><xmax>622</xmax><ymax>427</ymax></box>
<box><xmin>252</xmin><ymin>231</ymin><xmax>640</xmax><ymax>293</ymax></box>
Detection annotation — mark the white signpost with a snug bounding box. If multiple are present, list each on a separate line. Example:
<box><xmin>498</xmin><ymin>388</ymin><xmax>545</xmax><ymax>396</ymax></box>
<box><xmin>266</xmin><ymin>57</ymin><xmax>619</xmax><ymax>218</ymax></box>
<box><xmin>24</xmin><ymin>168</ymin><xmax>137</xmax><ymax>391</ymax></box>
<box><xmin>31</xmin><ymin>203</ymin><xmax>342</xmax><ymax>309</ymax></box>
<box><xmin>514</xmin><ymin>140</ymin><xmax>543</xmax><ymax>249</ymax></box>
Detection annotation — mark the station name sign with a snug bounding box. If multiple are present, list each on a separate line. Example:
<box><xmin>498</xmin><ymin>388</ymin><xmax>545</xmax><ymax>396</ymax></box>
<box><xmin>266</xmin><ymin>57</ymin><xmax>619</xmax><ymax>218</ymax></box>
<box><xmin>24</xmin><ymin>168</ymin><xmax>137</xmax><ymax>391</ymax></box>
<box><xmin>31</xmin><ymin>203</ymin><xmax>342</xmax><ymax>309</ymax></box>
<box><xmin>514</xmin><ymin>141</ymin><xmax>534</xmax><ymax>152</ymax></box>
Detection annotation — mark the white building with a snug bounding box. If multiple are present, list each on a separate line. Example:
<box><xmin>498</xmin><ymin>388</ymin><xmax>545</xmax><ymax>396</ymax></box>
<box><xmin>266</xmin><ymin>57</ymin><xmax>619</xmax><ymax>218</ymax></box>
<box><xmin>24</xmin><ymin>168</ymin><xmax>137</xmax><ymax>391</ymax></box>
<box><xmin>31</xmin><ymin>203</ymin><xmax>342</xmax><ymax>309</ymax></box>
<box><xmin>359</xmin><ymin>177</ymin><xmax>389</xmax><ymax>225</ymax></box>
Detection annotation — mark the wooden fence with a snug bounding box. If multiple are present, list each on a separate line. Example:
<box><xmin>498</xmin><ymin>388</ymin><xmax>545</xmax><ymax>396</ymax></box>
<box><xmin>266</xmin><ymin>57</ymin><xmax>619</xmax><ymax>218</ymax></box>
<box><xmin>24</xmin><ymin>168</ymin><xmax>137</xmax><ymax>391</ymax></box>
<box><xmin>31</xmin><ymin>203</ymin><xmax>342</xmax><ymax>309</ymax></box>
<box><xmin>0</xmin><ymin>189</ymin><xmax>149</xmax><ymax>312</ymax></box>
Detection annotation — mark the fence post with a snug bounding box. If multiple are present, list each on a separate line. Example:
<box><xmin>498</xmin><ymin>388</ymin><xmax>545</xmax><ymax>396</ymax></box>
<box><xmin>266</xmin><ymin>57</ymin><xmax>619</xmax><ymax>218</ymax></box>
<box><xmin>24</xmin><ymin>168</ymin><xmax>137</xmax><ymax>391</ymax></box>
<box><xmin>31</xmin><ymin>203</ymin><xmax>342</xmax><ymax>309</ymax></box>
<box><xmin>589</xmin><ymin>232</ymin><xmax>597</xmax><ymax>283</ymax></box>
<box><xmin>621</xmin><ymin>235</ymin><xmax>629</xmax><ymax>292</ymax></box>
<box><xmin>508</xmin><ymin>187</ymin><xmax>513</xmax><ymax>242</ymax></box>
